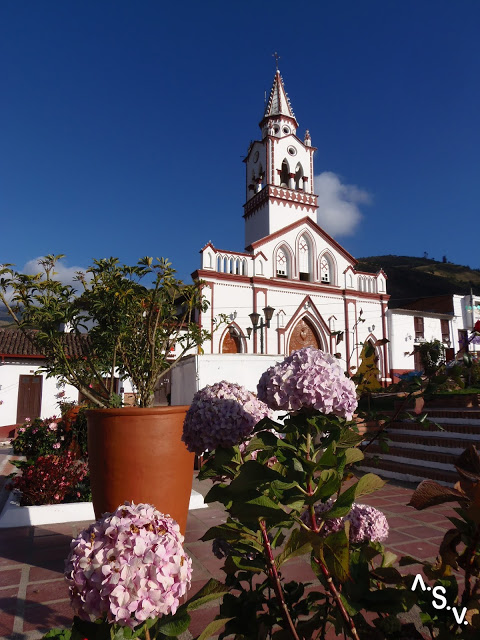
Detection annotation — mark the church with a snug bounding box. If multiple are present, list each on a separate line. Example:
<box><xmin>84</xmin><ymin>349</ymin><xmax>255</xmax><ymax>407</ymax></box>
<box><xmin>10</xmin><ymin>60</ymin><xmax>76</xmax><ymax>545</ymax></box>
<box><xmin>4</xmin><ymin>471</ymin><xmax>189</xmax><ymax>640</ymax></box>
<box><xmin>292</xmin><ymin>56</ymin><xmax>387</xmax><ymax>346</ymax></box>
<box><xmin>191</xmin><ymin>68</ymin><xmax>391</xmax><ymax>385</ymax></box>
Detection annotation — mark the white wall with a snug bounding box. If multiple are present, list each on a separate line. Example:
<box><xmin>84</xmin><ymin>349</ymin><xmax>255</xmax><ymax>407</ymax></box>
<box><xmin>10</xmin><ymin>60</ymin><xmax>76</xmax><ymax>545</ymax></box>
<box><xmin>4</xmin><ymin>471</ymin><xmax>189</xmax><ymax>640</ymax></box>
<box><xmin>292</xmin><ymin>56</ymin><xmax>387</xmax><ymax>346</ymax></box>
<box><xmin>171</xmin><ymin>353</ymin><xmax>284</xmax><ymax>406</ymax></box>
<box><xmin>0</xmin><ymin>361</ymin><xmax>79</xmax><ymax>427</ymax></box>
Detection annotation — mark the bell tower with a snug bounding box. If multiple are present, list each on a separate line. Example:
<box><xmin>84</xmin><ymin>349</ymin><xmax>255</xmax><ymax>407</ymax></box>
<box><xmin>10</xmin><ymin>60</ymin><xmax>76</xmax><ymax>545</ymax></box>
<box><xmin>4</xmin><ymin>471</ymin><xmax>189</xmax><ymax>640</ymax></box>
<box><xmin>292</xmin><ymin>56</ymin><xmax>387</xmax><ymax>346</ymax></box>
<box><xmin>243</xmin><ymin>68</ymin><xmax>318</xmax><ymax>248</ymax></box>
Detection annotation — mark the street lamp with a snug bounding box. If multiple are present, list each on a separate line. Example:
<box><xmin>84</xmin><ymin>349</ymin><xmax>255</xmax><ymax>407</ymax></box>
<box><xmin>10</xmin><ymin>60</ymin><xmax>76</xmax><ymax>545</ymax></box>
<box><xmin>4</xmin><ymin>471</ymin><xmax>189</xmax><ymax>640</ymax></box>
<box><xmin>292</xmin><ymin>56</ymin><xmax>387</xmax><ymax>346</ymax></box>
<box><xmin>248</xmin><ymin>306</ymin><xmax>275</xmax><ymax>354</ymax></box>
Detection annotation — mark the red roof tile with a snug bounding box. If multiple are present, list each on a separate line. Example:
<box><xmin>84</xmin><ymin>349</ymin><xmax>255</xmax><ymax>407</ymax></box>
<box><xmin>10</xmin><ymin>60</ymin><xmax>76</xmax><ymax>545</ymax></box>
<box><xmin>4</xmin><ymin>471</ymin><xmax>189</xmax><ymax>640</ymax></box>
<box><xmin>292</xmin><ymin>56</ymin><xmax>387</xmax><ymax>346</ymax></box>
<box><xmin>0</xmin><ymin>328</ymin><xmax>91</xmax><ymax>359</ymax></box>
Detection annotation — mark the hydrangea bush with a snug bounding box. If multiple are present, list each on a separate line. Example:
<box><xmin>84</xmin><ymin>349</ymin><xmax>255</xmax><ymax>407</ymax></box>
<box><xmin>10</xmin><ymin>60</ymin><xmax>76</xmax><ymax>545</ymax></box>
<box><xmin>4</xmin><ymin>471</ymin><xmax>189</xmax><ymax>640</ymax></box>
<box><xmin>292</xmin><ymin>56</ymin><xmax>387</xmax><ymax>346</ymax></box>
<box><xmin>10</xmin><ymin>451</ymin><xmax>88</xmax><ymax>506</ymax></box>
<box><xmin>182</xmin><ymin>381</ymin><xmax>272</xmax><ymax>455</ymax></box>
<box><xmin>257</xmin><ymin>346</ymin><xmax>357</xmax><ymax>418</ymax></box>
<box><xmin>65</xmin><ymin>503</ymin><xmax>192</xmax><ymax>628</ymax></box>
<box><xmin>303</xmin><ymin>500</ymin><xmax>389</xmax><ymax>543</ymax></box>
<box><xmin>196</xmin><ymin>348</ymin><xmax>418</xmax><ymax>640</ymax></box>
<box><xmin>9</xmin><ymin>410</ymin><xmax>90</xmax><ymax>505</ymax></box>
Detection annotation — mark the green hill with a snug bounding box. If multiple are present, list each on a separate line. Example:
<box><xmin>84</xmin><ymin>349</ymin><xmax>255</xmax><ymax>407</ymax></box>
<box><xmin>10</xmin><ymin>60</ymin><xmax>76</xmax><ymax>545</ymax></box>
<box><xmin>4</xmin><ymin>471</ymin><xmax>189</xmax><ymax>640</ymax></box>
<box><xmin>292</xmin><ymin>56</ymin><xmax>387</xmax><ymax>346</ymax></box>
<box><xmin>356</xmin><ymin>255</ymin><xmax>480</xmax><ymax>308</ymax></box>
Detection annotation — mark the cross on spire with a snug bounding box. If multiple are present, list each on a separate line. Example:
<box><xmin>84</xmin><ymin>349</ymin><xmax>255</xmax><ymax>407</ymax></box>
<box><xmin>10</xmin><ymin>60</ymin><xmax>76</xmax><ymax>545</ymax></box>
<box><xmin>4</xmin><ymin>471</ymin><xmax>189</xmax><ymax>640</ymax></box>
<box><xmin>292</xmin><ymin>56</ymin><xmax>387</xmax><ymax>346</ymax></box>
<box><xmin>273</xmin><ymin>51</ymin><xmax>280</xmax><ymax>71</ymax></box>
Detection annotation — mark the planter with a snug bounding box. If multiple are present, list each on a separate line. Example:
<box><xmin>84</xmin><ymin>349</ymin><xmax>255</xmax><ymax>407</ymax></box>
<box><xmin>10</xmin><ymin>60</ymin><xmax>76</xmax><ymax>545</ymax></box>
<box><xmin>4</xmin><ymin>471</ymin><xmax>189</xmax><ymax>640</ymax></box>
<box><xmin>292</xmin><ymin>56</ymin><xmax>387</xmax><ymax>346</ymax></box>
<box><xmin>87</xmin><ymin>406</ymin><xmax>194</xmax><ymax>533</ymax></box>
<box><xmin>0</xmin><ymin>489</ymin><xmax>207</xmax><ymax>528</ymax></box>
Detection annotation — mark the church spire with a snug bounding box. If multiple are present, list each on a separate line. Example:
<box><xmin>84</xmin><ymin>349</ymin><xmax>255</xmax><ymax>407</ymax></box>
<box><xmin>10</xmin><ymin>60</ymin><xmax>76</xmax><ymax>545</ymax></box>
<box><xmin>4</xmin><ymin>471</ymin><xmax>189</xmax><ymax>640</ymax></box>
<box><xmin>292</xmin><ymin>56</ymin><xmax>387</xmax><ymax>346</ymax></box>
<box><xmin>262</xmin><ymin>69</ymin><xmax>297</xmax><ymax>125</ymax></box>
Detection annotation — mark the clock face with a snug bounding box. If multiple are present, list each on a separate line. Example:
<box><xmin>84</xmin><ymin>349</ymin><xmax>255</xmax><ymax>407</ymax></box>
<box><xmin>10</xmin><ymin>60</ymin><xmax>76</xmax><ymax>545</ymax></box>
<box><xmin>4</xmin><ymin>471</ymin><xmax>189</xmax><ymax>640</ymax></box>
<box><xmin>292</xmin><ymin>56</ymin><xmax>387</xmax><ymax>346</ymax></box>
<box><xmin>253</xmin><ymin>151</ymin><xmax>259</xmax><ymax>163</ymax></box>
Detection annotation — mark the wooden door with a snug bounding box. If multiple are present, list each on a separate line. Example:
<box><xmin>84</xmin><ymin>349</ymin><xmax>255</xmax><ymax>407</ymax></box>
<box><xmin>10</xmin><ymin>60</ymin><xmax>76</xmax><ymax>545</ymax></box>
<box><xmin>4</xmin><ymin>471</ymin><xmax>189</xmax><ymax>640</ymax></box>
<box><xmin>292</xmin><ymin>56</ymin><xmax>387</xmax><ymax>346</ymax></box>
<box><xmin>289</xmin><ymin>318</ymin><xmax>321</xmax><ymax>354</ymax></box>
<box><xmin>222</xmin><ymin>331</ymin><xmax>241</xmax><ymax>353</ymax></box>
<box><xmin>16</xmin><ymin>375</ymin><xmax>43</xmax><ymax>424</ymax></box>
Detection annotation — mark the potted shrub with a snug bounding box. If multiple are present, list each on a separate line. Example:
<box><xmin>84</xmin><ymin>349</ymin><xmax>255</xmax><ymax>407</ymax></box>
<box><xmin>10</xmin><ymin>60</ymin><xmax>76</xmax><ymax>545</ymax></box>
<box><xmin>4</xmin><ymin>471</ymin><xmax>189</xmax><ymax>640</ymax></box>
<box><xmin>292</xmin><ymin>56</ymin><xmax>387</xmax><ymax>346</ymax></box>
<box><xmin>0</xmin><ymin>255</ymin><xmax>216</xmax><ymax>531</ymax></box>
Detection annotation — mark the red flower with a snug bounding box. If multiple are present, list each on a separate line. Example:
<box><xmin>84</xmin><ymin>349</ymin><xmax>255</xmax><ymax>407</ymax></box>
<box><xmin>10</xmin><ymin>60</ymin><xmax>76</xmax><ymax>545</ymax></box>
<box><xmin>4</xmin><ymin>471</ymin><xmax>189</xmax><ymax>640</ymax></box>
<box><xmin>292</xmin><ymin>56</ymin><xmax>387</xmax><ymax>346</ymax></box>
<box><xmin>474</xmin><ymin>320</ymin><xmax>480</xmax><ymax>333</ymax></box>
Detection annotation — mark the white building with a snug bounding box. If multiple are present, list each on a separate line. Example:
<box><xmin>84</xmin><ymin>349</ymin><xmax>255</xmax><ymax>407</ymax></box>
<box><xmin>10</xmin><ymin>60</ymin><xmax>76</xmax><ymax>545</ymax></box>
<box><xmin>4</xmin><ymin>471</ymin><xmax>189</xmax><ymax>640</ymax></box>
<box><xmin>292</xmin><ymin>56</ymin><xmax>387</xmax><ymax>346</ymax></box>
<box><xmin>388</xmin><ymin>293</ymin><xmax>480</xmax><ymax>380</ymax></box>
<box><xmin>190</xmin><ymin>68</ymin><xmax>391</xmax><ymax>386</ymax></box>
<box><xmin>0</xmin><ymin>328</ymin><xmax>79</xmax><ymax>434</ymax></box>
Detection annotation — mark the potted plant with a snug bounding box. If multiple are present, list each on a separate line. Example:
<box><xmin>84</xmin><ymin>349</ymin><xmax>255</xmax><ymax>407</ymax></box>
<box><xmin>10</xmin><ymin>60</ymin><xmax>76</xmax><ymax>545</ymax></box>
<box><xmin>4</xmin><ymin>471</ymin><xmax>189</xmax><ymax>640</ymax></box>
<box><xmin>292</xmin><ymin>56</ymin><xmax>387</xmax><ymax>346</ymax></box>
<box><xmin>0</xmin><ymin>255</ymin><xmax>216</xmax><ymax>531</ymax></box>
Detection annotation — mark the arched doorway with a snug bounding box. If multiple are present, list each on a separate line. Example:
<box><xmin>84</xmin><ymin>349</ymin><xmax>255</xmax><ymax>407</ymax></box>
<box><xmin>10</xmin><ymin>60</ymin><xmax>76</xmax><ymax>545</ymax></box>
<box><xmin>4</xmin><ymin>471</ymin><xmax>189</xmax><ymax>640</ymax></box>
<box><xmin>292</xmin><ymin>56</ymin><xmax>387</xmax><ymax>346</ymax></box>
<box><xmin>222</xmin><ymin>330</ymin><xmax>242</xmax><ymax>354</ymax></box>
<box><xmin>288</xmin><ymin>317</ymin><xmax>321</xmax><ymax>354</ymax></box>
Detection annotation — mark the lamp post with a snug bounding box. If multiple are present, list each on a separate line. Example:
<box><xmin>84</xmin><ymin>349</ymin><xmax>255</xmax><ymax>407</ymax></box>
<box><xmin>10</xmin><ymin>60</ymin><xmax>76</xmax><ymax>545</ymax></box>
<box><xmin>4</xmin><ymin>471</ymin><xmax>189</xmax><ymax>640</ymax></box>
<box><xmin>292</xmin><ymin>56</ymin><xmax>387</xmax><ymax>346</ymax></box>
<box><xmin>248</xmin><ymin>306</ymin><xmax>275</xmax><ymax>354</ymax></box>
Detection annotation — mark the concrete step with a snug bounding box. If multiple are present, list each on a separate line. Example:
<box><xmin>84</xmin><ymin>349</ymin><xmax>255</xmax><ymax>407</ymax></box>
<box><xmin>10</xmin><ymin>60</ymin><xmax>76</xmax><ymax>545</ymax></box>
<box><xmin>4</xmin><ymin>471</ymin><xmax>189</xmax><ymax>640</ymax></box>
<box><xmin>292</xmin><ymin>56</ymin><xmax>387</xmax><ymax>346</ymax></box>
<box><xmin>359</xmin><ymin>405</ymin><xmax>480</xmax><ymax>486</ymax></box>
<box><xmin>361</xmin><ymin>458</ymin><xmax>458</xmax><ymax>486</ymax></box>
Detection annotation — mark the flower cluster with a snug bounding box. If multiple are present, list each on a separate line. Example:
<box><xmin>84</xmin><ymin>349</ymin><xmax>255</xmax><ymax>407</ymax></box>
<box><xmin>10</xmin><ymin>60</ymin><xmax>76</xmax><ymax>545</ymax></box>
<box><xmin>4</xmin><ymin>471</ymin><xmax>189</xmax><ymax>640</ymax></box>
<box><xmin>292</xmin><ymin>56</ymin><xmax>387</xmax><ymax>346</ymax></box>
<box><xmin>257</xmin><ymin>347</ymin><xmax>358</xmax><ymax>419</ymax></box>
<box><xmin>10</xmin><ymin>451</ymin><xmax>88</xmax><ymax>506</ymax></box>
<box><xmin>65</xmin><ymin>502</ymin><xmax>192</xmax><ymax>628</ymax></box>
<box><xmin>303</xmin><ymin>501</ymin><xmax>389</xmax><ymax>543</ymax></box>
<box><xmin>182</xmin><ymin>381</ymin><xmax>272</xmax><ymax>455</ymax></box>
<box><xmin>12</xmin><ymin>415</ymin><xmax>68</xmax><ymax>458</ymax></box>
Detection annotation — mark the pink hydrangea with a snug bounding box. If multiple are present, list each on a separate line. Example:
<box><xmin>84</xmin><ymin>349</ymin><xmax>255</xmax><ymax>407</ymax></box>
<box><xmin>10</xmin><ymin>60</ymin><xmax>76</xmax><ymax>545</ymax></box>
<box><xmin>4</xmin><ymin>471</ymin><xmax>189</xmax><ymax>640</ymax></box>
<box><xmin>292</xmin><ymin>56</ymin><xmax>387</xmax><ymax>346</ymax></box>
<box><xmin>257</xmin><ymin>347</ymin><xmax>357</xmax><ymax>419</ymax></box>
<box><xmin>303</xmin><ymin>501</ymin><xmax>389</xmax><ymax>543</ymax></box>
<box><xmin>182</xmin><ymin>381</ymin><xmax>273</xmax><ymax>455</ymax></box>
<box><xmin>65</xmin><ymin>502</ymin><xmax>192</xmax><ymax>628</ymax></box>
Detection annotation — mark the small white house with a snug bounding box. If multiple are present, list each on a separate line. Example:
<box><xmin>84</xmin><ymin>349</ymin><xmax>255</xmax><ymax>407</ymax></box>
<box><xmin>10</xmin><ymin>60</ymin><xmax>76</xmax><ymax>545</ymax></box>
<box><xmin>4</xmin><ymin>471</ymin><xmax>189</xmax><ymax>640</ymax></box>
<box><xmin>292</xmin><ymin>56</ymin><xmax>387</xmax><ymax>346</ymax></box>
<box><xmin>387</xmin><ymin>293</ymin><xmax>480</xmax><ymax>381</ymax></box>
<box><xmin>0</xmin><ymin>328</ymin><xmax>80</xmax><ymax>433</ymax></box>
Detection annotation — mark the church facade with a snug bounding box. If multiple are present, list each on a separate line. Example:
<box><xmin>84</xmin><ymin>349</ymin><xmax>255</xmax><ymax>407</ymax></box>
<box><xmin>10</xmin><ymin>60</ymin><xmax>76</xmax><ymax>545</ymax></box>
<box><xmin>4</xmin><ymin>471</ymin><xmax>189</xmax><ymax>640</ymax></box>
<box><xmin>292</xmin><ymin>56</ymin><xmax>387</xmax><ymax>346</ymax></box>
<box><xmin>191</xmin><ymin>69</ymin><xmax>391</xmax><ymax>385</ymax></box>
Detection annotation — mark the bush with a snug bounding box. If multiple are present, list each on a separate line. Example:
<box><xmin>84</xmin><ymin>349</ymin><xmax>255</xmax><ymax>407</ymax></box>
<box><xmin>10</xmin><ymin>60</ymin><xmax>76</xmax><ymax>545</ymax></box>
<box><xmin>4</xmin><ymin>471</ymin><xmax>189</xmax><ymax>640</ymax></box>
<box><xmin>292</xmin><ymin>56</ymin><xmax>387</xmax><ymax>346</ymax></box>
<box><xmin>10</xmin><ymin>451</ymin><xmax>88</xmax><ymax>506</ymax></box>
<box><xmin>12</xmin><ymin>415</ymin><xmax>70</xmax><ymax>459</ymax></box>
<box><xmin>10</xmin><ymin>409</ymin><xmax>90</xmax><ymax>504</ymax></box>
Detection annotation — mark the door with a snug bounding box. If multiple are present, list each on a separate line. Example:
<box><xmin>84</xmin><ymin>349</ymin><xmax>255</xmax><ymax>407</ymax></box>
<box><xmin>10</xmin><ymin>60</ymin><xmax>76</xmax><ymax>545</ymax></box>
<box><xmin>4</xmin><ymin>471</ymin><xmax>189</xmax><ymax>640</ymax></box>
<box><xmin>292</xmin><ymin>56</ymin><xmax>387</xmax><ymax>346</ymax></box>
<box><xmin>16</xmin><ymin>375</ymin><xmax>43</xmax><ymax>424</ymax></box>
<box><xmin>288</xmin><ymin>318</ymin><xmax>321</xmax><ymax>354</ymax></box>
<box><xmin>222</xmin><ymin>331</ymin><xmax>241</xmax><ymax>353</ymax></box>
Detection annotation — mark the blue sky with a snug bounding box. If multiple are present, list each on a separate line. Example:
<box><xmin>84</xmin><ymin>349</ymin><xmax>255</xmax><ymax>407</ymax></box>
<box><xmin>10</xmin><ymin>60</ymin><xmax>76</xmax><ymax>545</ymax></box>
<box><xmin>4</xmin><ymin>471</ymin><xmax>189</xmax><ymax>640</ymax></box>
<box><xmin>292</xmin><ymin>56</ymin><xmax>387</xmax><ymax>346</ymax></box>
<box><xmin>1</xmin><ymin>1</ymin><xmax>479</xmax><ymax>284</ymax></box>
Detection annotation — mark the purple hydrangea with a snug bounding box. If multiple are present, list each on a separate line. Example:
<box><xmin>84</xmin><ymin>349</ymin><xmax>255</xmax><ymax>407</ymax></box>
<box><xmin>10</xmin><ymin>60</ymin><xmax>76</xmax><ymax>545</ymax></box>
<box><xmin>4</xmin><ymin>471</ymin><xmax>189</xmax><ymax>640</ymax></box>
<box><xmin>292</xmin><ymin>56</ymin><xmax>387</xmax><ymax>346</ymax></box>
<box><xmin>182</xmin><ymin>381</ymin><xmax>273</xmax><ymax>455</ymax></box>
<box><xmin>302</xmin><ymin>500</ymin><xmax>389</xmax><ymax>543</ymax></box>
<box><xmin>257</xmin><ymin>347</ymin><xmax>358</xmax><ymax>419</ymax></box>
<box><xmin>65</xmin><ymin>502</ymin><xmax>192</xmax><ymax>628</ymax></box>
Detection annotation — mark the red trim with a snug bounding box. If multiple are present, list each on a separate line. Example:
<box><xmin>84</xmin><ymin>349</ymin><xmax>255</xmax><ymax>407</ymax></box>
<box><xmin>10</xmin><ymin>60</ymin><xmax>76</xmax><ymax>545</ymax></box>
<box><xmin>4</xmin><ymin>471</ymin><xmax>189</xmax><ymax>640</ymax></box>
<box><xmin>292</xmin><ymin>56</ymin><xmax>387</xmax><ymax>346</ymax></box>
<box><xmin>208</xmin><ymin>247</ymin><xmax>252</xmax><ymax>258</ymax></box>
<box><xmin>0</xmin><ymin>353</ymin><xmax>44</xmax><ymax>360</ymax></box>
<box><xmin>344</xmin><ymin>297</ymin><xmax>351</xmax><ymax>373</ymax></box>
<box><xmin>243</xmin><ymin>187</ymin><xmax>318</xmax><ymax>218</ymax></box>
<box><xmin>381</xmin><ymin>302</ymin><xmax>389</xmax><ymax>380</ymax></box>
<box><xmin>210</xmin><ymin>282</ymin><xmax>215</xmax><ymax>354</ymax></box>
<box><xmin>246</xmin><ymin>216</ymin><xmax>357</xmax><ymax>265</ymax></box>
<box><xmin>192</xmin><ymin>270</ymin><xmax>251</xmax><ymax>284</ymax></box>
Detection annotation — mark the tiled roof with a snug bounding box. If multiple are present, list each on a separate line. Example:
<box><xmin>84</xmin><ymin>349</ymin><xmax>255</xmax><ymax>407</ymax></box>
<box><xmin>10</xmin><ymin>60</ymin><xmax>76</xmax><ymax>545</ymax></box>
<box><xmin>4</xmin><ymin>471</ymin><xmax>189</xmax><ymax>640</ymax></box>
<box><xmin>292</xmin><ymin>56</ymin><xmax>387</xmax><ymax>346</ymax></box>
<box><xmin>0</xmin><ymin>327</ymin><xmax>91</xmax><ymax>358</ymax></box>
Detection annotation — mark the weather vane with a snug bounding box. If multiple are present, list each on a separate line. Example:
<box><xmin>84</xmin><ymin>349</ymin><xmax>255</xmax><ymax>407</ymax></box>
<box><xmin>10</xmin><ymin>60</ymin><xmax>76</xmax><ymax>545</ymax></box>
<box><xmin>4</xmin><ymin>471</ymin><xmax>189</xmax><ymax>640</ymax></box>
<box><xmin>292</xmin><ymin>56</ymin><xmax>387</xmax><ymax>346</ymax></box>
<box><xmin>273</xmin><ymin>51</ymin><xmax>280</xmax><ymax>71</ymax></box>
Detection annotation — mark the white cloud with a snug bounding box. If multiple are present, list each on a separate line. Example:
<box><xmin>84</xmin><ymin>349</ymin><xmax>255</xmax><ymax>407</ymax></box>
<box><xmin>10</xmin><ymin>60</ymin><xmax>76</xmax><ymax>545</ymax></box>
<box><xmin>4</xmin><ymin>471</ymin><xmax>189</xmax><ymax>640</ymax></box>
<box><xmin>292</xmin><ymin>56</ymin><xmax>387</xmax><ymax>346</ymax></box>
<box><xmin>22</xmin><ymin>257</ymin><xmax>88</xmax><ymax>289</ymax></box>
<box><xmin>314</xmin><ymin>171</ymin><xmax>371</xmax><ymax>237</ymax></box>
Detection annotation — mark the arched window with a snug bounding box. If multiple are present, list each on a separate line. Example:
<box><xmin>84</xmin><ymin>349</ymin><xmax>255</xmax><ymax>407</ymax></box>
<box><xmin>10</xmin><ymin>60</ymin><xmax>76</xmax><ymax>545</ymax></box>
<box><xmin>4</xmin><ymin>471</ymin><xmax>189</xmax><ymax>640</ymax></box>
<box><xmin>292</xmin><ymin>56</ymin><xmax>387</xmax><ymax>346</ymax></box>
<box><xmin>294</xmin><ymin>163</ymin><xmax>304</xmax><ymax>191</ymax></box>
<box><xmin>320</xmin><ymin>254</ymin><xmax>333</xmax><ymax>284</ymax></box>
<box><xmin>258</xmin><ymin>164</ymin><xmax>265</xmax><ymax>191</ymax></box>
<box><xmin>298</xmin><ymin>234</ymin><xmax>311</xmax><ymax>281</ymax></box>
<box><xmin>276</xmin><ymin>247</ymin><xmax>289</xmax><ymax>278</ymax></box>
<box><xmin>280</xmin><ymin>159</ymin><xmax>290</xmax><ymax>188</ymax></box>
<box><xmin>257</xmin><ymin>260</ymin><xmax>263</xmax><ymax>275</ymax></box>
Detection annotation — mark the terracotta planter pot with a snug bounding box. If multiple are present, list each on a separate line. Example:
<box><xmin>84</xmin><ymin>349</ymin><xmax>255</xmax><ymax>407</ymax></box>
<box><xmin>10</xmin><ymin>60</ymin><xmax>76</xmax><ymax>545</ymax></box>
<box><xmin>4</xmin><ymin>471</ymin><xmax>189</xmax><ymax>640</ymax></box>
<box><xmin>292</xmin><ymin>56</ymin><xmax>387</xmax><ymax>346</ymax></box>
<box><xmin>86</xmin><ymin>406</ymin><xmax>194</xmax><ymax>533</ymax></box>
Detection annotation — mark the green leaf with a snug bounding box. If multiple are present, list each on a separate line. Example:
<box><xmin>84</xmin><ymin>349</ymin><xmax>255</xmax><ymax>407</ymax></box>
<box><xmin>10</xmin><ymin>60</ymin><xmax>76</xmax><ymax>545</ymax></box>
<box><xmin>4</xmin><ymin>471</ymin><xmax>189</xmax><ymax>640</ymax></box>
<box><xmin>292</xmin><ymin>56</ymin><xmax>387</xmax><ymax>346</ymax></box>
<box><xmin>204</xmin><ymin>483</ymin><xmax>232</xmax><ymax>507</ymax></box>
<box><xmin>42</xmin><ymin>630</ymin><xmax>72</xmax><ymax>639</ymax></box>
<box><xmin>322</xmin><ymin>527</ymin><xmax>350</xmax><ymax>582</ymax></box>
<box><xmin>229</xmin><ymin>494</ymin><xmax>287</xmax><ymax>525</ymax></box>
<box><xmin>194</xmin><ymin>617</ymin><xmax>233</xmax><ymax>640</ymax></box>
<box><xmin>344</xmin><ymin>448</ymin><xmax>364</xmax><ymax>465</ymax></box>
<box><xmin>155</xmin><ymin>610</ymin><xmax>191</xmax><ymax>636</ymax></box>
<box><xmin>323</xmin><ymin>483</ymin><xmax>357</xmax><ymax>519</ymax></box>
<box><xmin>354</xmin><ymin>473</ymin><xmax>386</xmax><ymax>499</ymax></box>
<box><xmin>275</xmin><ymin>528</ymin><xmax>314</xmax><ymax>568</ymax></box>
<box><xmin>185</xmin><ymin>578</ymin><xmax>230</xmax><ymax>612</ymax></box>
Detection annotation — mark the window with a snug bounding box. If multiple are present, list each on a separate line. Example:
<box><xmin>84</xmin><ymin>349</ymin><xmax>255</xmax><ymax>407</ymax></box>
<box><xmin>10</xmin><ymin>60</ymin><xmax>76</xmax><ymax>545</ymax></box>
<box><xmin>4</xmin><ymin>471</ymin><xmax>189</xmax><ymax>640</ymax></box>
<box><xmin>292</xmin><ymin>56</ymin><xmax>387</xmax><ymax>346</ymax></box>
<box><xmin>280</xmin><ymin>159</ymin><xmax>290</xmax><ymax>188</ymax></box>
<box><xmin>441</xmin><ymin>319</ymin><xmax>450</xmax><ymax>343</ymax></box>
<box><xmin>294</xmin><ymin>163</ymin><xmax>304</xmax><ymax>191</ymax></box>
<box><xmin>298</xmin><ymin>235</ymin><xmax>311</xmax><ymax>281</ymax></box>
<box><xmin>276</xmin><ymin>248</ymin><xmax>288</xmax><ymax>278</ymax></box>
<box><xmin>320</xmin><ymin>256</ymin><xmax>331</xmax><ymax>284</ymax></box>
<box><xmin>414</xmin><ymin>317</ymin><xmax>424</xmax><ymax>339</ymax></box>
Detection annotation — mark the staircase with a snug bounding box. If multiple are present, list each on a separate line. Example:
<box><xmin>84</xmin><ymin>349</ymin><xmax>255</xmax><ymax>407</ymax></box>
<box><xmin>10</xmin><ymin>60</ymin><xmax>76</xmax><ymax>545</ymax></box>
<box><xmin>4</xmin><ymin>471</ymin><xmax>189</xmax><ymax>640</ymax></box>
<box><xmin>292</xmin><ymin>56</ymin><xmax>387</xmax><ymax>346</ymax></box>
<box><xmin>360</xmin><ymin>402</ymin><xmax>480</xmax><ymax>486</ymax></box>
